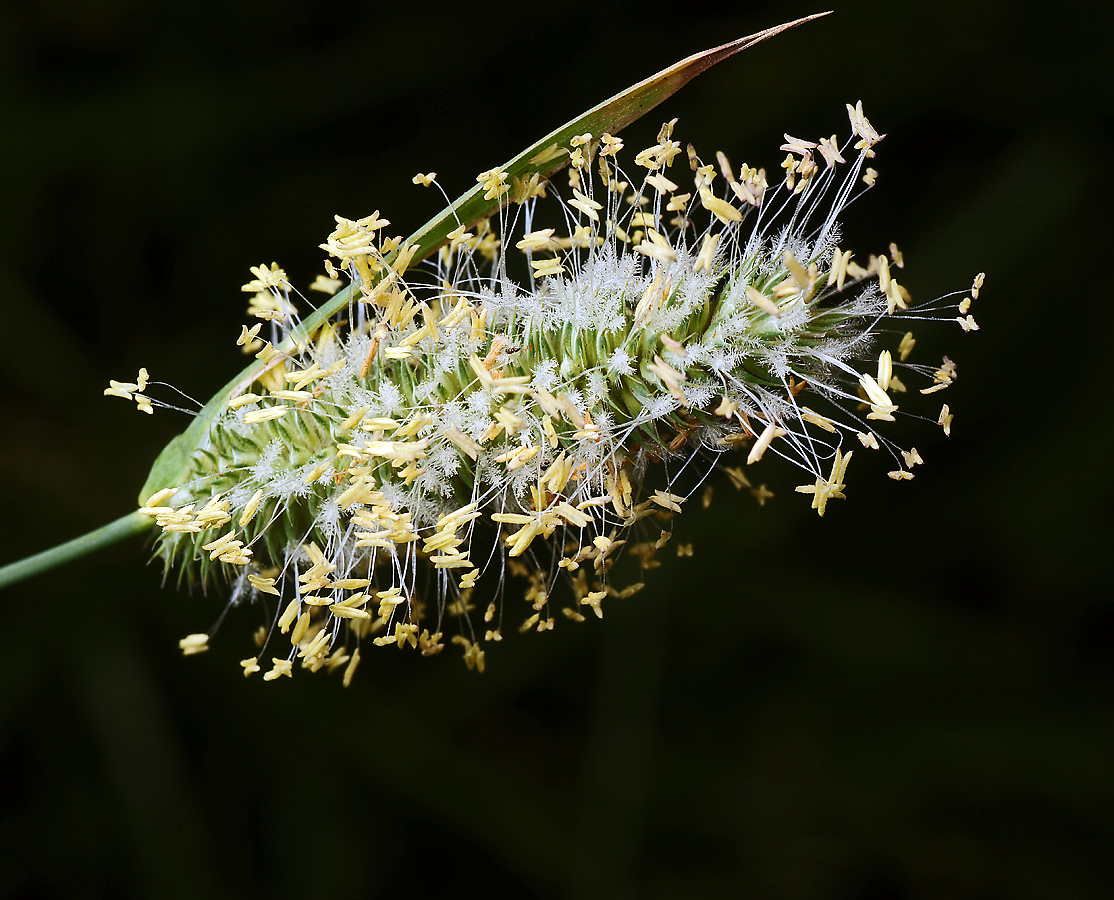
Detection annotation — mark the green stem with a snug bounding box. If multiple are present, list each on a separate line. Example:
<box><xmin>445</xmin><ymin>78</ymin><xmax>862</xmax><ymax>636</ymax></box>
<box><xmin>0</xmin><ymin>510</ymin><xmax>153</xmax><ymax>590</ymax></box>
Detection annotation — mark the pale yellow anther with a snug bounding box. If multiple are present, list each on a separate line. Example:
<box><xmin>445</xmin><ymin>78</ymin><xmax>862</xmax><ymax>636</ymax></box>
<box><xmin>178</xmin><ymin>633</ymin><xmax>210</xmax><ymax>656</ymax></box>
<box><xmin>857</xmin><ymin>431</ymin><xmax>880</xmax><ymax>450</ymax></box>
<box><xmin>794</xmin><ymin>449</ymin><xmax>852</xmax><ymax>517</ymax></box>
<box><xmin>783</xmin><ymin>251</ymin><xmax>812</xmax><ymax>292</ymax></box>
<box><xmin>800</xmin><ymin>407</ymin><xmax>837</xmax><ymax>433</ymax></box>
<box><xmin>536</xmin><ymin>413</ymin><xmax>557</xmax><ymax>449</ymax></box>
<box><xmin>781</xmin><ymin>153</ymin><xmax>799</xmax><ymax>188</ymax></box>
<box><xmin>700</xmin><ymin>191</ymin><xmax>742</xmax><ymax>224</ymax></box>
<box><xmin>269</xmin><ymin>389</ymin><xmax>315</xmax><ymax>403</ymax></box>
<box><xmin>645</xmin><ymin>173</ymin><xmax>679</xmax><ymax>195</ymax></box>
<box><xmin>104</xmin><ymin>379</ymin><xmax>137</xmax><ymax>400</ymax></box>
<box><xmin>228</xmin><ymin>393</ymin><xmax>264</xmax><ymax>411</ymax></box>
<box><xmin>303</xmin><ymin>459</ymin><xmax>332</xmax><ymax>484</ymax></box>
<box><xmin>237</xmin><ymin>323</ymin><xmax>263</xmax><ymax>347</ymax></box>
<box><xmin>436</xmin><ymin>502</ymin><xmax>480</xmax><ymax>533</ymax></box>
<box><xmin>530</xmin><ymin>257</ymin><xmax>566</xmax><ymax>278</ymax></box>
<box><xmin>254</xmin><ymin>341</ymin><xmax>278</xmax><ymax>361</ymax></box>
<box><xmin>300</xmin><ymin>594</ymin><xmax>330</xmax><ymax>607</ymax></box>
<box><xmin>877</xmin><ymin>350</ymin><xmax>893</xmax><ymax>391</ymax></box>
<box><xmin>648</xmin><ymin>355</ymin><xmax>687</xmax><ymax>406</ymax></box>
<box><xmin>938</xmin><ymin>404</ymin><xmax>953</xmax><ymax>436</ymax></box>
<box><xmin>633</xmin><ymin>268</ymin><xmax>671</xmax><ymax>327</ymax></box>
<box><xmin>423</xmin><ymin>531</ymin><xmax>463</xmax><ymax>553</ymax></box>
<box><xmin>446</xmin><ymin>223</ymin><xmax>473</xmax><ymax>250</ymax></box>
<box><xmin>714</xmin><ymin>396</ymin><xmax>738</xmax><ymax>419</ymax></box>
<box><xmin>412</xmin><ymin>172</ymin><xmax>436</xmax><ymax>187</ymax></box>
<box><xmin>529</xmin><ymin>143</ymin><xmax>567</xmax><ymax>166</ymax></box>
<box><xmin>361</xmin><ymin>416</ymin><xmax>399</xmax><ymax>434</ymax></box>
<box><xmin>493</xmin><ymin>407</ymin><xmax>525</xmax><ymax>436</ymax></box>
<box><xmin>745</xmin><ymin>285</ymin><xmax>781</xmax><ymax>318</ymax></box>
<box><xmin>693</xmin><ymin>232</ymin><xmax>720</xmax><ymax>274</ymax></box>
<box><xmin>818</xmin><ymin>134</ymin><xmax>846</xmax><ymax>168</ymax></box>
<box><xmin>512</xmin><ymin>172</ymin><xmax>547</xmax><ymax>204</ymax></box>
<box><xmin>877</xmin><ymin>256</ymin><xmax>893</xmax><ymax>296</ymax></box>
<box><xmin>339</xmin><ymin>648</ymin><xmax>360</xmax><ymax>687</ymax></box>
<box><xmin>635</xmin><ymin>236</ymin><xmax>677</xmax><ymax>264</ymax></box>
<box><xmin>157</xmin><ymin>508</ymin><xmax>200</xmax><ymax>533</ymax></box>
<box><xmin>461</xmin><ymin>640</ymin><xmax>485</xmax><ymax>673</ymax></box>
<box><xmin>300</xmin><ymin>627</ymin><xmax>333</xmax><ymax>662</ymax></box>
<box><xmin>901</xmin><ymin>447</ymin><xmax>924</xmax><ymax>468</ymax></box>
<box><xmin>505</xmin><ymin>520</ymin><xmax>543</xmax><ymax>558</ymax></box>
<box><xmin>693</xmin><ymin>163</ymin><xmax>716</xmax><ymax>190</ymax></box>
<box><xmin>194</xmin><ymin>498</ymin><xmax>231</xmax><ymax>528</ymax></box>
<box><xmin>599</xmin><ymin>133</ymin><xmax>623</xmax><ymax>157</ymax></box>
<box><xmin>263</xmin><ymin>657</ymin><xmax>293</xmax><ymax>681</ymax></box>
<box><xmin>329</xmin><ymin>604</ymin><xmax>371</xmax><ymax>620</ymax></box>
<box><xmin>580</xmin><ymin>590</ymin><xmax>607</xmax><ymax>619</ymax></box>
<box><xmin>244</xmin><ymin>407</ymin><xmax>288</xmax><ymax>424</ymax></box>
<box><xmin>241</xmin><ymin>262</ymin><xmax>288</xmax><ymax>293</ymax></box>
<box><xmin>748</xmin><ymin>421</ymin><xmax>787</xmax><ymax>464</ymax></box>
<box><xmin>277</xmin><ymin>598</ymin><xmax>299</xmax><ymax>634</ymax></box>
<box><xmin>665</xmin><ymin>193</ymin><xmax>691</xmax><ymax>215</ymax></box>
<box><xmin>142</xmin><ymin>488</ymin><xmax>178</xmax><ymax>508</ymax></box>
<box><xmin>567</xmin><ymin>223</ymin><xmax>597</xmax><ymax>249</ymax></box>
<box><xmin>826</xmin><ymin>248</ymin><xmax>853</xmax><ymax>291</ymax></box>
<box><xmin>494</xmin><ymin>444</ymin><xmax>540</xmax><ymax>470</ymax></box>
<box><xmin>201</xmin><ymin>530</ymin><xmax>240</xmax><ymax>558</ymax></box>
<box><xmin>240</xmin><ymin>657</ymin><xmax>260</xmax><ymax>677</ymax></box>
<box><xmin>289</xmin><ymin>611</ymin><xmax>311</xmax><ymax>645</ymax></box>
<box><xmin>781</xmin><ymin>134</ymin><xmax>818</xmax><ymax>157</ymax></box>
<box><xmin>516</xmin><ymin>229</ymin><xmax>559</xmax><ymax>253</ymax></box>
<box><xmin>218</xmin><ymin>547</ymin><xmax>252</xmax><ymax>566</ymax></box>
<box><xmin>477</xmin><ymin>166</ymin><xmax>510</xmax><ymax>201</ymax></box>
<box><xmin>568</xmin><ymin>189</ymin><xmax>602</xmax><ymax>221</ymax></box>
<box><xmin>898</xmin><ymin>331</ymin><xmax>916</xmax><ymax>362</ymax></box>
<box><xmin>393</xmin><ymin>241</ymin><xmax>420</xmax><ymax>277</ymax></box>
<box><xmin>443</xmin><ymin>426</ymin><xmax>482</xmax><ymax>461</ymax></box>
<box><xmin>650</xmin><ymin>489</ymin><xmax>684</xmax><ymax>513</ymax></box>
<box><xmin>888</xmin><ymin>280</ymin><xmax>911</xmax><ymax>317</ymax></box>
<box><xmin>248</xmin><ymin>573</ymin><xmax>279</xmax><ymax>595</ymax></box>
<box><xmin>307</xmin><ymin>273</ymin><xmax>343</xmax><ymax>296</ymax></box>
<box><xmin>859</xmin><ymin>373</ymin><xmax>897</xmax><ymax>421</ymax></box>
<box><xmin>846</xmin><ymin>100</ymin><xmax>885</xmax><ymax>152</ymax></box>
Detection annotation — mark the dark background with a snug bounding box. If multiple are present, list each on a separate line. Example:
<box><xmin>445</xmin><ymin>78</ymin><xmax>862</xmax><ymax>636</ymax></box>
<box><xmin>1</xmin><ymin>1</ymin><xmax>1111</xmax><ymax>897</ymax></box>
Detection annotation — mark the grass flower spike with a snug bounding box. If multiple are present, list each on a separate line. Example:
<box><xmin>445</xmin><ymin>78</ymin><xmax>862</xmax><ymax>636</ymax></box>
<box><xmin>130</xmin><ymin>101</ymin><xmax>979</xmax><ymax>683</ymax></box>
<box><xmin>0</xmin><ymin>17</ymin><xmax>981</xmax><ymax>685</ymax></box>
